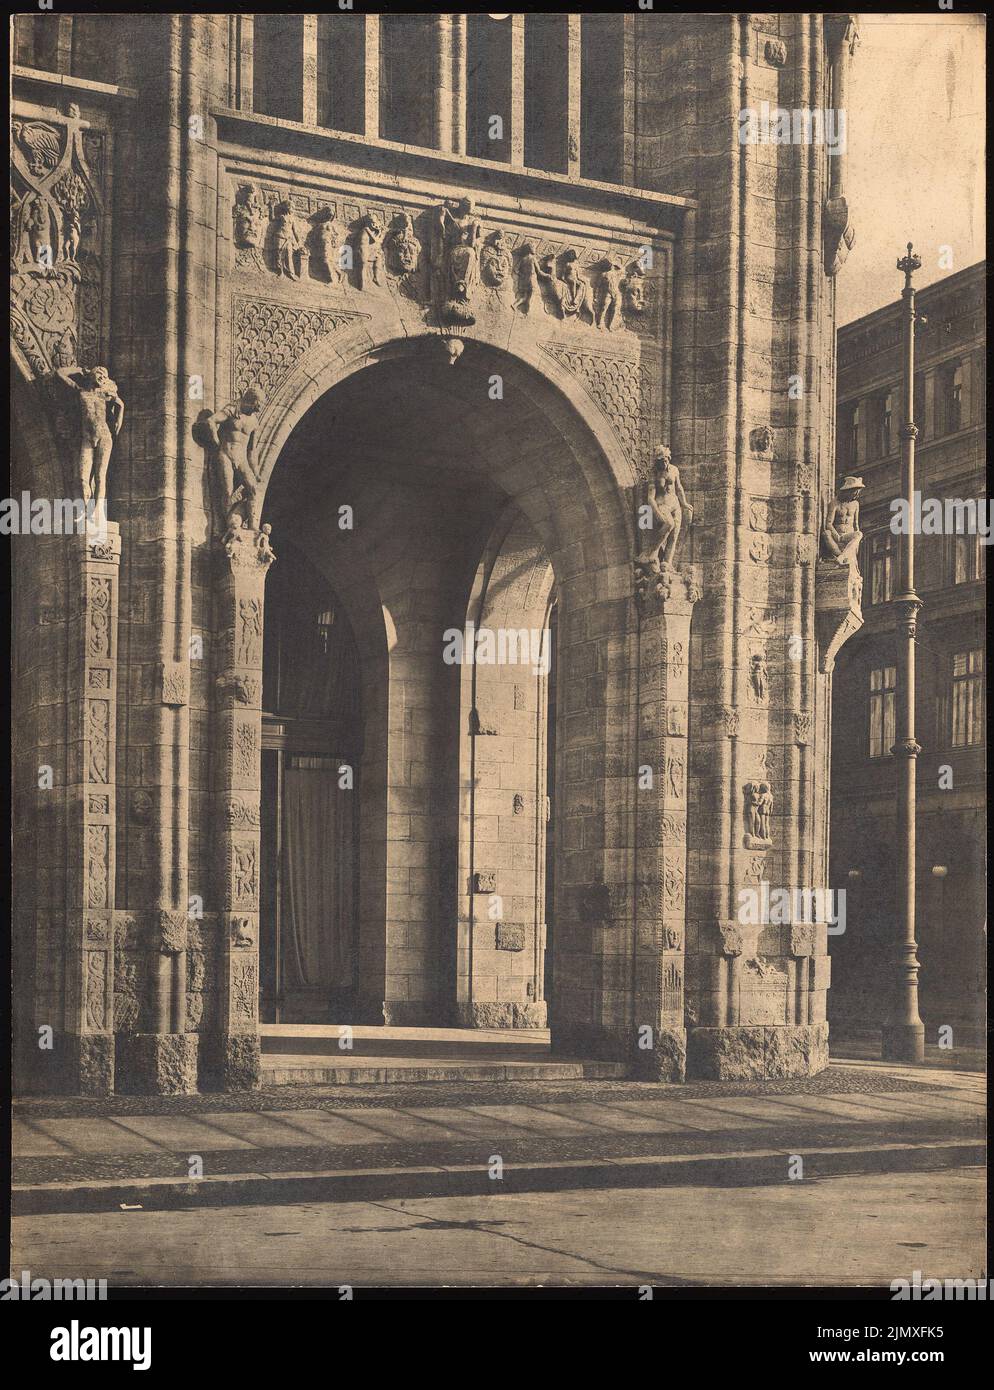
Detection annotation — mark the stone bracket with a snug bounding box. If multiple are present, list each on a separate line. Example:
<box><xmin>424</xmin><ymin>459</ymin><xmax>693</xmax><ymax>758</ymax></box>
<box><xmin>815</xmin><ymin>557</ymin><xmax>863</xmax><ymax>672</ymax></box>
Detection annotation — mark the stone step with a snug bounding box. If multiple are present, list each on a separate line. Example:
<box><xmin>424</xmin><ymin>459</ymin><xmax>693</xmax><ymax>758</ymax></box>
<box><xmin>259</xmin><ymin>1055</ymin><xmax>627</xmax><ymax>1085</ymax></box>
<box><xmin>258</xmin><ymin>1025</ymin><xmax>626</xmax><ymax>1083</ymax></box>
<box><xmin>260</xmin><ymin>1023</ymin><xmax>555</xmax><ymax>1060</ymax></box>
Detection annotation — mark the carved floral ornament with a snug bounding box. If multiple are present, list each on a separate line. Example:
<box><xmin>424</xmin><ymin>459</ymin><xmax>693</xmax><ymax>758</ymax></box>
<box><xmin>229</xmin><ymin>183</ymin><xmax>655</xmax><ymax>334</ymax></box>
<box><xmin>11</xmin><ymin>102</ymin><xmax>104</xmax><ymax>377</ymax></box>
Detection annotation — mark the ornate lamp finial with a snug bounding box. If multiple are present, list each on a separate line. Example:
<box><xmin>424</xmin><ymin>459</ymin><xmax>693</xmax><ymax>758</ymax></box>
<box><xmin>897</xmin><ymin>242</ymin><xmax>921</xmax><ymax>287</ymax></box>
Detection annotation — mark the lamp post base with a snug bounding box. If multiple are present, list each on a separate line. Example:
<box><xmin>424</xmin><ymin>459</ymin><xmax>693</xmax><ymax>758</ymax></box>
<box><xmin>881</xmin><ymin>1022</ymin><xmax>925</xmax><ymax>1063</ymax></box>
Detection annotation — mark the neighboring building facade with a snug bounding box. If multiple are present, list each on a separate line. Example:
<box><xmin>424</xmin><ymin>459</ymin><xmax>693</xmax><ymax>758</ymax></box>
<box><xmin>830</xmin><ymin>262</ymin><xmax>986</xmax><ymax>1045</ymax></box>
<box><xmin>12</xmin><ymin>12</ymin><xmax>864</xmax><ymax>1095</ymax></box>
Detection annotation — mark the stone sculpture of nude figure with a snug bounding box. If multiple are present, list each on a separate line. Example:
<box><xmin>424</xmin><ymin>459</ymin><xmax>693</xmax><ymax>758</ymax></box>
<box><xmin>203</xmin><ymin>388</ymin><xmax>264</xmax><ymax>530</ymax></box>
<box><xmin>55</xmin><ymin>364</ymin><xmax>125</xmax><ymax>510</ymax></box>
<box><xmin>635</xmin><ymin>444</ymin><xmax>694</xmax><ymax>573</ymax></box>
<box><xmin>821</xmin><ymin>474</ymin><xmax>865</xmax><ymax>568</ymax></box>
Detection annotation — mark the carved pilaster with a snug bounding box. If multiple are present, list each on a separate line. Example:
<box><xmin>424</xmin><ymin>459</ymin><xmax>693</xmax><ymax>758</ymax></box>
<box><xmin>64</xmin><ymin>524</ymin><xmax>120</xmax><ymax>1094</ymax></box>
<box><xmin>634</xmin><ymin>568</ymin><xmax>699</xmax><ymax>1080</ymax></box>
<box><xmin>206</xmin><ymin>525</ymin><xmax>274</xmax><ymax>1089</ymax></box>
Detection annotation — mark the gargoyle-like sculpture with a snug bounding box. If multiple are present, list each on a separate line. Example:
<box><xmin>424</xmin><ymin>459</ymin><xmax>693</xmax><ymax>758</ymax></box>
<box><xmin>622</xmin><ymin>263</ymin><xmax>646</xmax><ymax>313</ymax></box>
<box><xmin>232</xmin><ymin>183</ymin><xmax>267</xmax><ymax>264</ymax></box>
<box><xmin>54</xmin><ymin>364</ymin><xmax>124</xmax><ymax>509</ymax></box>
<box><xmin>480</xmin><ymin>228</ymin><xmax>512</xmax><ymax>291</ymax></box>
<box><xmin>389</xmin><ymin>212</ymin><xmax>420</xmax><ymax>275</ymax></box>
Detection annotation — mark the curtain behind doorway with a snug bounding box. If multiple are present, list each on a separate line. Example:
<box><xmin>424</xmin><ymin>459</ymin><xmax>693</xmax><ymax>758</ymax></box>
<box><xmin>281</xmin><ymin>757</ymin><xmax>354</xmax><ymax>997</ymax></box>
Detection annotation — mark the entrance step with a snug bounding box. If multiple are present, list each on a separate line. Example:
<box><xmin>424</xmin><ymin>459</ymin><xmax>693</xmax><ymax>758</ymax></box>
<box><xmin>259</xmin><ymin>1025</ymin><xmax>627</xmax><ymax>1084</ymax></box>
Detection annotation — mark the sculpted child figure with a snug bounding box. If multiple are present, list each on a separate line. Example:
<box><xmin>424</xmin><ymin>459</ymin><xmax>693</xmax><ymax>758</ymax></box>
<box><xmin>821</xmin><ymin>474</ymin><xmax>865</xmax><ymax>567</ymax></box>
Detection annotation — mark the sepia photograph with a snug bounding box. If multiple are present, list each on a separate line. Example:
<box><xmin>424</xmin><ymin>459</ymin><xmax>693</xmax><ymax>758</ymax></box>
<box><xmin>5</xmin><ymin>1</ymin><xmax>987</xmax><ymax>1338</ymax></box>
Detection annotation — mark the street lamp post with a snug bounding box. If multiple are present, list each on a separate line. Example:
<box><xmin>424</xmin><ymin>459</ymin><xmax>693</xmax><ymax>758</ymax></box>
<box><xmin>882</xmin><ymin>243</ymin><xmax>925</xmax><ymax>1063</ymax></box>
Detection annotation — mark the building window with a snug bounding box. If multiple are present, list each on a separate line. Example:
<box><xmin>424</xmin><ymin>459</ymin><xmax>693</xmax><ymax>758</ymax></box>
<box><xmin>580</xmin><ymin>15</ymin><xmax>626</xmax><ymax>183</ymax></box>
<box><xmin>937</xmin><ymin>360</ymin><xmax>964</xmax><ymax>436</ymax></box>
<box><xmin>869</xmin><ymin>531</ymin><xmax>896</xmax><ymax>605</ymax></box>
<box><xmin>15</xmin><ymin>15</ymin><xmax>62</xmax><ymax>73</ymax></box>
<box><xmin>839</xmin><ymin>400</ymin><xmax>860</xmax><ymax>470</ymax></box>
<box><xmin>316</xmin><ymin>15</ymin><xmax>364</xmax><ymax>135</ymax></box>
<box><xmin>524</xmin><ymin>14</ymin><xmax>570</xmax><ymax>174</ymax></box>
<box><xmin>379</xmin><ymin>16</ymin><xmax>434</xmax><ymax>148</ymax></box>
<box><xmin>466</xmin><ymin>15</ymin><xmax>513</xmax><ymax>161</ymax></box>
<box><xmin>254</xmin><ymin>15</ymin><xmax>304</xmax><ymax>123</ymax></box>
<box><xmin>950</xmin><ymin>649</ymin><xmax>984</xmax><ymax>747</ymax></box>
<box><xmin>868</xmin><ymin>665</ymin><xmax>897</xmax><ymax>759</ymax></box>
<box><xmin>950</xmin><ymin>530</ymin><xmax>985</xmax><ymax>585</ymax></box>
<box><xmin>872</xmin><ymin>391</ymin><xmax>894</xmax><ymax>459</ymax></box>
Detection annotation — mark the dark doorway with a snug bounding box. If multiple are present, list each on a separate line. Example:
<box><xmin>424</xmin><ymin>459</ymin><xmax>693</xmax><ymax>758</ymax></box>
<box><xmin>260</xmin><ymin>539</ymin><xmax>362</xmax><ymax>1023</ymax></box>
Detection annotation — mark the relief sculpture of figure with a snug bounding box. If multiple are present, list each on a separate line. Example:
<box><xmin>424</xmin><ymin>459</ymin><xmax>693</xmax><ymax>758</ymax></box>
<box><xmin>61</xmin><ymin>205</ymin><xmax>82</xmax><ymax>264</ymax></box>
<box><xmin>201</xmin><ymin>388</ymin><xmax>264</xmax><ymax>531</ymax></box>
<box><xmin>554</xmin><ymin>250</ymin><xmax>593</xmax><ymax>322</ymax></box>
<box><xmin>54</xmin><ymin>364</ymin><xmax>124</xmax><ymax>510</ymax></box>
<box><xmin>312</xmin><ymin>208</ymin><xmax>345</xmax><ymax>285</ymax></box>
<box><xmin>18</xmin><ymin>196</ymin><xmax>56</xmax><ymax>268</ymax></box>
<box><xmin>355</xmin><ymin>212</ymin><xmax>385</xmax><ymax>290</ymax></box>
<box><xmin>743</xmin><ymin>780</ymin><xmax>774</xmax><ymax>849</ymax></box>
<box><xmin>514</xmin><ymin>242</ymin><xmax>555</xmax><ymax>314</ymax></box>
<box><xmin>596</xmin><ymin>256</ymin><xmax>626</xmax><ymax>331</ymax></box>
<box><xmin>635</xmin><ymin>445</ymin><xmax>694</xmax><ymax>577</ymax></box>
<box><xmin>272</xmin><ymin>201</ymin><xmax>302</xmax><ymax>280</ymax></box>
<box><xmin>432</xmin><ymin>196</ymin><xmax>482</xmax><ymax>324</ymax></box>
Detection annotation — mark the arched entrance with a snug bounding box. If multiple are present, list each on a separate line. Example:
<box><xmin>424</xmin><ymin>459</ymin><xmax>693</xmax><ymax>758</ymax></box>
<box><xmin>254</xmin><ymin>333</ymin><xmax>638</xmax><ymax>1049</ymax></box>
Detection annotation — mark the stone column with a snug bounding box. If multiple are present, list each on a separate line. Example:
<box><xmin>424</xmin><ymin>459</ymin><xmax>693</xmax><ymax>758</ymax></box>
<box><xmin>205</xmin><ymin>524</ymin><xmax>274</xmax><ymax>1089</ymax></box>
<box><xmin>64</xmin><ymin>524</ymin><xmax>122</xmax><ymax>1095</ymax></box>
<box><xmin>566</xmin><ymin>15</ymin><xmax>582</xmax><ymax>179</ymax></box>
<box><xmin>633</xmin><ymin>568</ymin><xmax>699</xmax><ymax>1081</ymax></box>
<box><xmin>301</xmin><ymin>16</ymin><xmax>319</xmax><ymax>127</ymax></box>
<box><xmin>364</xmin><ymin>15</ymin><xmax>380</xmax><ymax>140</ymax></box>
<box><xmin>433</xmin><ymin>15</ymin><xmax>467</xmax><ymax>155</ymax></box>
<box><xmin>509</xmin><ymin>16</ymin><xmax>525</xmax><ymax>167</ymax></box>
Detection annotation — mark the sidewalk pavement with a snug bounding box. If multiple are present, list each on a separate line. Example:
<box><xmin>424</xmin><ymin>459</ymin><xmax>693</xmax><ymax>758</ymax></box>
<box><xmin>12</xmin><ymin>1060</ymin><xmax>984</xmax><ymax>1215</ymax></box>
